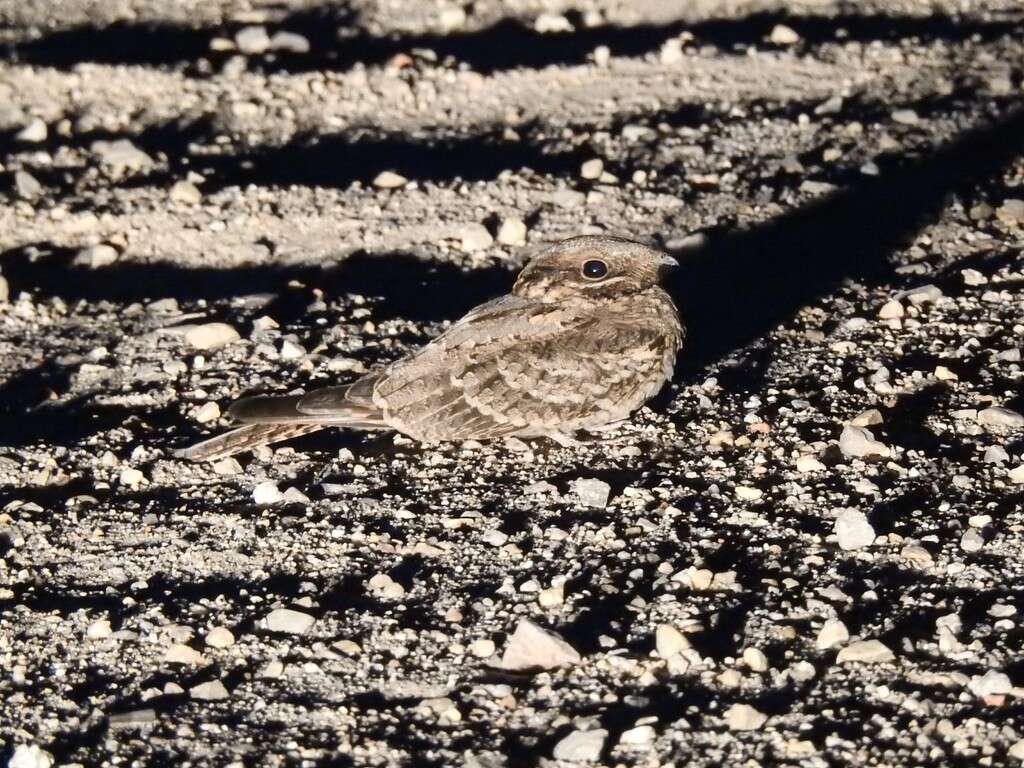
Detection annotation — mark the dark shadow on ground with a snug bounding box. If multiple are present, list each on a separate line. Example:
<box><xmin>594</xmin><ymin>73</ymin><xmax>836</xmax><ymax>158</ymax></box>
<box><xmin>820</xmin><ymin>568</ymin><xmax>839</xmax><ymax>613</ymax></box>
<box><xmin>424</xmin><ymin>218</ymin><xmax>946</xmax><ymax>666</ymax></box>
<box><xmin>666</xmin><ymin>106</ymin><xmax>1024</xmax><ymax>377</ymax></box>
<box><xmin>0</xmin><ymin>247</ymin><xmax>512</xmax><ymax>321</ymax></box>
<box><xmin>9</xmin><ymin>10</ymin><xmax>1024</xmax><ymax>74</ymax></box>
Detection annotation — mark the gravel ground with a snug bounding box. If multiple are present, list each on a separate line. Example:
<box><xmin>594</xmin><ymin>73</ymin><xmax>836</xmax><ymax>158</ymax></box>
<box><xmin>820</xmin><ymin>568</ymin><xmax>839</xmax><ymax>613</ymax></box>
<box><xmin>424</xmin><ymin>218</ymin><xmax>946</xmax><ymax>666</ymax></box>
<box><xmin>2</xmin><ymin>1</ymin><xmax>1024</xmax><ymax>766</ymax></box>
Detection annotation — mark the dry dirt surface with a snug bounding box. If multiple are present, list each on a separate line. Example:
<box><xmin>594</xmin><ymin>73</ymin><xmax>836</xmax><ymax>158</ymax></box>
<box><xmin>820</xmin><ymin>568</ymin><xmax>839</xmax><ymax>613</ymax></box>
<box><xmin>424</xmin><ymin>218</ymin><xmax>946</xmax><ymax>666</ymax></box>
<box><xmin>2</xmin><ymin>0</ymin><xmax>1024</xmax><ymax>766</ymax></box>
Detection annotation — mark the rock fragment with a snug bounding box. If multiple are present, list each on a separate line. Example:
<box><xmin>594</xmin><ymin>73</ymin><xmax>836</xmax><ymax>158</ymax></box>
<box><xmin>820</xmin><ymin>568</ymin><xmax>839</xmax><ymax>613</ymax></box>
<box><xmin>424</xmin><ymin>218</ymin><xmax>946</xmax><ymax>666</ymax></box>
<box><xmin>184</xmin><ymin>323</ymin><xmax>240</xmax><ymax>350</ymax></box>
<box><xmin>553</xmin><ymin>729</ymin><xmax>606</xmax><ymax>762</ymax></box>
<box><xmin>834</xmin><ymin>509</ymin><xmax>875</xmax><ymax>550</ymax></box>
<box><xmin>836</xmin><ymin>639</ymin><xmax>894</xmax><ymax>664</ymax></box>
<box><xmin>839</xmin><ymin>425</ymin><xmax>890</xmax><ymax>459</ymax></box>
<box><xmin>978</xmin><ymin>407</ymin><xmax>1024</xmax><ymax>428</ymax></box>
<box><xmin>724</xmin><ymin>703</ymin><xmax>767</xmax><ymax>731</ymax></box>
<box><xmin>500</xmin><ymin>619</ymin><xmax>580</xmax><ymax>671</ymax></box>
<box><xmin>496</xmin><ymin>217</ymin><xmax>527</xmax><ymax>246</ymax></box>
<box><xmin>572</xmin><ymin>478</ymin><xmax>610</xmax><ymax>508</ymax></box>
<box><xmin>264</xmin><ymin>608</ymin><xmax>315</xmax><ymax>635</ymax></box>
<box><xmin>189</xmin><ymin>680</ymin><xmax>229</xmax><ymax>701</ymax></box>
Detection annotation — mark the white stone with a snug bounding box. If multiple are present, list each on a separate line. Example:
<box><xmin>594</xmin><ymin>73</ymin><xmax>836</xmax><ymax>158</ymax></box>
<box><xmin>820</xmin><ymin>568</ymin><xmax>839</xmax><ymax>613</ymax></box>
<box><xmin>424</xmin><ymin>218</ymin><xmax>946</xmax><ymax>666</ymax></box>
<box><xmin>496</xmin><ymin>217</ymin><xmax>527</xmax><ymax>246</ymax></box>
<box><xmin>163</xmin><ymin>644</ymin><xmax>206</xmax><ymax>665</ymax></box>
<box><xmin>534</xmin><ymin>13</ymin><xmax>573</xmax><ymax>33</ymax></box>
<box><xmin>572</xmin><ymin>478</ymin><xmax>611</xmax><ymax>508</ymax></box>
<box><xmin>15</xmin><ymin>117</ymin><xmax>47</xmax><ymax>143</ymax></box>
<box><xmin>735</xmin><ymin>485</ymin><xmax>762</xmax><ymax>500</ymax></box>
<box><xmin>212</xmin><ymin>457</ymin><xmax>242</xmax><ymax>475</ymax></box>
<box><xmin>1011</xmin><ymin>465</ymin><xmax>1024</xmax><ymax>484</ymax></box>
<box><xmin>264</xmin><ymin>608</ymin><xmax>315</xmax><ymax>635</ymax></box>
<box><xmin>791</xmin><ymin>450</ymin><xmax>826</xmax><ymax>474</ymax></box>
<box><xmin>194</xmin><ymin>402</ymin><xmax>221</xmax><ymax>424</ymax></box>
<box><xmin>8</xmin><ymin>745</ymin><xmax>53</xmax><ymax>768</ymax></box>
<box><xmin>834</xmin><ymin>509</ymin><xmax>875</xmax><ymax>550</ymax></box>
<box><xmin>74</xmin><ymin>246</ymin><xmax>118</xmax><ymax>270</ymax></box>
<box><xmin>439</xmin><ymin>6</ymin><xmax>467</xmax><ymax>31</ymax></box>
<box><xmin>892</xmin><ymin>108</ymin><xmax>920</xmax><ymax>125</ymax></box>
<box><xmin>816</xmin><ymin>619</ymin><xmax>849</xmax><ymax>649</ymax></box>
<box><xmin>655</xmin><ymin>623</ymin><xmax>690</xmax><ymax>659</ymax></box>
<box><xmin>189</xmin><ymin>680</ymin><xmax>230</xmax><ymax>700</ymax></box>
<box><xmin>120</xmin><ymin>467</ymin><xmax>145</xmax><ymax>486</ymax></box>
<box><xmin>850</xmin><ymin>409</ymin><xmax>884</xmax><ymax>427</ymax></box>
<box><xmin>86</xmin><ymin>619</ymin><xmax>112</xmax><ymax>639</ymax></box>
<box><xmin>619</xmin><ymin>725</ymin><xmax>656</xmax><ymax>746</ymax></box>
<box><xmin>169</xmin><ymin>180</ymin><xmax>202</xmax><ymax>204</ymax></box>
<box><xmin>500</xmin><ymin>619</ymin><xmax>580</xmax><ymax>671</ymax></box>
<box><xmin>978</xmin><ymin>407</ymin><xmax>1024</xmax><ymax>428</ymax></box>
<box><xmin>836</xmin><ymin>639</ymin><xmax>894</xmax><ymax>664</ymax></box>
<box><xmin>725</xmin><ymin>703</ymin><xmax>768</xmax><ymax>731</ymax></box>
<box><xmin>235</xmin><ymin>26</ymin><xmax>271</xmax><ymax>54</ymax></box>
<box><xmin>839</xmin><ymin>425</ymin><xmax>890</xmax><ymax>459</ymax></box>
<box><xmin>0</xmin><ymin>275</ymin><xmax>8</xmax><ymax>303</ymax></box>
<box><xmin>373</xmin><ymin>170</ymin><xmax>407</xmax><ymax>189</ymax></box>
<box><xmin>743</xmin><ymin>647</ymin><xmax>769</xmax><ymax>672</ymax></box>
<box><xmin>1009</xmin><ymin>739</ymin><xmax>1024</xmax><ymax>761</ymax></box>
<box><xmin>91</xmin><ymin>138</ymin><xmax>153</xmax><ymax>170</ymax></box>
<box><xmin>252</xmin><ymin>481</ymin><xmax>283</xmax><ymax>505</ymax></box>
<box><xmin>184</xmin><ymin>322</ymin><xmax>240</xmax><ymax>350</ymax></box>
<box><xmin>960</xmin><ymin>529</ymin><xmax>984</xmax><ymax>553</ymax></box>
<box><xmin>580</xmin><ymin>159</ymin><xmax>604</xmax><ymax>180</ymax></box>
<box><xmin>460</xmin><ymin>223</ymin><xmax>494</xmax><ymax>252</ymax></box>
<box><xmin>968</xmin><ymin>670</ymin><xmax>1012</xmax><ymax>698</ymax></box>
<box><xmin>205</xmin><ymin>627</ymin><xmax>235</xmax><ymax>648</ymax></box>
<box><xmin>268</xmin><ymin>31</ymin><xmax>310</xmax><ymax>53</ymax></box>
<box><xmin>997</xmin><ymin>199</ymin><xmax>1024</xmax><ymax>225</ymax></box>
<box><xmin>14</xmin><ymin>170</ymin><xmax>42</xmax><ymax>199</ymax></box>
<box><xmin>769</xmin><ymin>24</ymin><xmax>800</xmax><ymax>44</ymax></box>
<box><xmin>983</xmin><ymin>446</ymin><xmax>1009</xmax><ymax>464</ymax></box>
<box><xmin>279</xmin><ymin>339</ymin><xmax>306</xmax><ymax>359</ymax></box>
<box><xmin>878</xmin><ymin>300</ymin><xmax>904</xmax><ymax>319</ymax></box>
<box><xmin>552</xmin><ymin>729</ymin><xmax>606</xmax><ymax>762</ymax></box>
<box><xmin>469</xmin><ymin>639</ymin><xmax>496</xmax><ymax>658</ymax></box>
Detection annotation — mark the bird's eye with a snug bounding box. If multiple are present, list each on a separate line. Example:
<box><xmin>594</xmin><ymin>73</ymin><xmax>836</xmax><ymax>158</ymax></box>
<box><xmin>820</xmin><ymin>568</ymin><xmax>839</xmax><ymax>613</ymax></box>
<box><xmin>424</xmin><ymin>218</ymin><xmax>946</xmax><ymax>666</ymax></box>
<box><xmin>581</xmin><ymin>259</ymin><xmax>608</xmax><ymax>280</ymax></box>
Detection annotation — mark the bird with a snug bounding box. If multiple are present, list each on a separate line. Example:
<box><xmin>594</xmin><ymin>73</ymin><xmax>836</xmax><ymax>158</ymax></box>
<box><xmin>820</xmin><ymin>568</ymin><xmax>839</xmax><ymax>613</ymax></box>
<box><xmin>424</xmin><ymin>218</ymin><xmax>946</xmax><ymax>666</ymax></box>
<box><xmin>175</xmin><ymin>234</ymin><xmax>684</xmax><ymax>461</ymax></box>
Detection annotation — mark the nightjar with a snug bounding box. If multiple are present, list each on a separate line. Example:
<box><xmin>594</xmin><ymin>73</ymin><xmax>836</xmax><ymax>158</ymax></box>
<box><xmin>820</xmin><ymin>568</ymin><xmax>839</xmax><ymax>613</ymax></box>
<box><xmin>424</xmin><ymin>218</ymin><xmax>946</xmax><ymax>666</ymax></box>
<box><xmin>177</xmin><ymin>235</ymin><xmax>684</xmax><ymax>460</ymax></box>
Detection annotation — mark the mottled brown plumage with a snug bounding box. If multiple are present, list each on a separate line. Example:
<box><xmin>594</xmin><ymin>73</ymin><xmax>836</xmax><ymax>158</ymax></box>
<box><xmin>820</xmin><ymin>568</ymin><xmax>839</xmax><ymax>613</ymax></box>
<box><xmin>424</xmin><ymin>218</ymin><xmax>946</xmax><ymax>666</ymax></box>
<box><xmin>176</xmin><ymin>235</ymin><xmax>684</xmax><ymax>461</ymax></box>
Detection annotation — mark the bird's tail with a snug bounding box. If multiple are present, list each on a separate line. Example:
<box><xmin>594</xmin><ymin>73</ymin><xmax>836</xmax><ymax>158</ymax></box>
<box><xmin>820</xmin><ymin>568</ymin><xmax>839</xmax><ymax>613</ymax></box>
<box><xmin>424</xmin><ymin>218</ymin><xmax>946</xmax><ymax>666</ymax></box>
<box><xmin>174</xmin><ymin>383</ymin><xmax>387</xmax><ymax>462</ymax></box>
<box><xmin>173</xmin><ymin>422</ymin><xmax>326</xmax><ymax>462</ymax></box>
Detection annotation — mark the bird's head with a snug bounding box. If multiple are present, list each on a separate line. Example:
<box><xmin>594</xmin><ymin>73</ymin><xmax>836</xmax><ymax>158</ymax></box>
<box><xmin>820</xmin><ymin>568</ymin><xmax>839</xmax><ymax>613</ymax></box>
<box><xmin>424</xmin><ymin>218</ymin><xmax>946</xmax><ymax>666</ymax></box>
<box><xmin>512</xmin><ymin>235</ymin><xmax>677</xmax><ymax>302</ymax></box>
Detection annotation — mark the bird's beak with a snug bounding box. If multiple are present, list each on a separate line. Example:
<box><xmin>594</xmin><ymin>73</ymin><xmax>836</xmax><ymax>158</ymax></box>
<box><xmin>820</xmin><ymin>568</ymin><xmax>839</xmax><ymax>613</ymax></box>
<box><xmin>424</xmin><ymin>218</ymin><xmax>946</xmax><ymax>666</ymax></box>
<box><xmin>657</xmin><ymin>254</ymin><xmax>679</xmax><ymax>274</ymax></box>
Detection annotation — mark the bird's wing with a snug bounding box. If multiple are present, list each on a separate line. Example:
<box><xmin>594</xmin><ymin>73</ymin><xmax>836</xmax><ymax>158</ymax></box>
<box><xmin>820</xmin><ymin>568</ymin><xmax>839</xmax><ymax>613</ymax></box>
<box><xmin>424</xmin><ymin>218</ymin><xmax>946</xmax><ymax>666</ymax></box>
<box><xmin>371</xmin><ymin>296</ymin><xmax>671</xmax><ymax>440</ymax></box>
